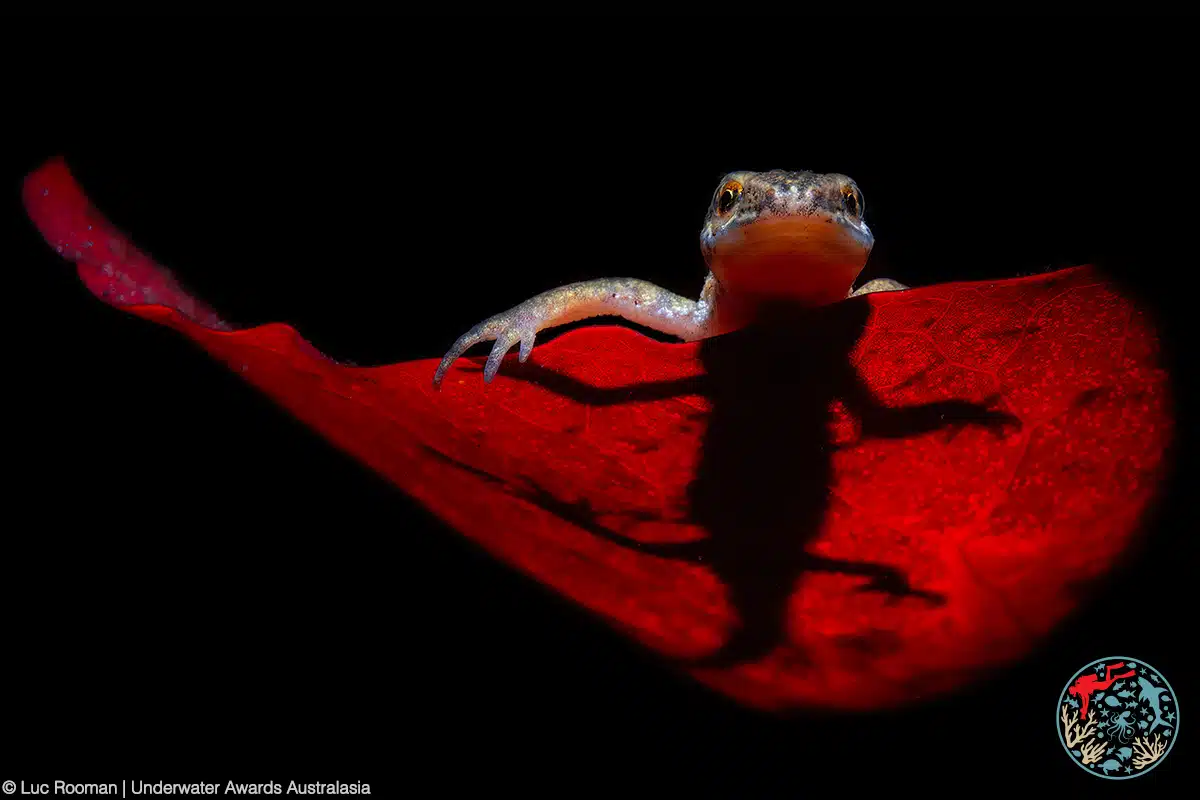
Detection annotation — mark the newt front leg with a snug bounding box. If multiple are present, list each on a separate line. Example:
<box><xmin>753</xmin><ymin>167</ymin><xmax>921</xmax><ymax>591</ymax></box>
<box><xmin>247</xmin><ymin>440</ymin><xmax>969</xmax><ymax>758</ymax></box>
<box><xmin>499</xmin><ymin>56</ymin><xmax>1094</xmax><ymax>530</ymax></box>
<box><xmin>432</xmin><ymin>277</ymin><xmax>715</xmax><ymax>387</ymax></box>
<box><xmin>849</xmin><ymin>278</ymin><xmax>908</xmax><ymax>297</ymax></box>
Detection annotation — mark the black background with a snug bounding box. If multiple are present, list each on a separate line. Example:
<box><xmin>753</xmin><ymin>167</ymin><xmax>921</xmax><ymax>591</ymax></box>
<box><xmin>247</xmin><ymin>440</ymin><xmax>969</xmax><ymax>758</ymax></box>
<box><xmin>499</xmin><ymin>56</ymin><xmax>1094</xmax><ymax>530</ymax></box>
<box><xmin>3</xmin><ymin>14</ymin><xmax>1195</xmax><ymax>793</ymax></box>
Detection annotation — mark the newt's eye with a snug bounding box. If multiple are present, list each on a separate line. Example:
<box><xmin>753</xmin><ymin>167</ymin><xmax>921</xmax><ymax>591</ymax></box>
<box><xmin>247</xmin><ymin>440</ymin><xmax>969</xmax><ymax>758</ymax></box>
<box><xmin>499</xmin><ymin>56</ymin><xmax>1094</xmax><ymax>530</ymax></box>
<box><xmin>841</xmin><ymin>185</ymin><xmax>863</xmax><ymax>218</ymax></box>
<box><xmin>717</xmin><ymin>181</ymin><xmax>742</xmax><ymax>215</ymax></box>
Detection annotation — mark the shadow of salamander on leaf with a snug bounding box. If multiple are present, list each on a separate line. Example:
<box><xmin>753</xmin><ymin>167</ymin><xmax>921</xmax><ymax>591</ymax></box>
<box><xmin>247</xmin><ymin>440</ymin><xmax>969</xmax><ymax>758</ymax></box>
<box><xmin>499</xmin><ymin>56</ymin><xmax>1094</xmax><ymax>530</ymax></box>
<box><xmin>447</xmin><ymin>296</ymin><xmax>1021</xmax><ymax>669</ymax></box>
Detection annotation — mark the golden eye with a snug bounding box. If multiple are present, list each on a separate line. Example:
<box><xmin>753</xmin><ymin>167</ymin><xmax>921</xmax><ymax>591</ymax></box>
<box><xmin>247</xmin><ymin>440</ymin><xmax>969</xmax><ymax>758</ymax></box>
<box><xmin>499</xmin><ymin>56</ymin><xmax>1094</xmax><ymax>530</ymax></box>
<box><xmin>841</xmin><ymin>185</ymin><xmax>863</xmax><ymax>218</ymax></box>
<box><xmin>717</xmin><ymin>181</ymin><xmax>742</xmax><ymax>215</ymax></box>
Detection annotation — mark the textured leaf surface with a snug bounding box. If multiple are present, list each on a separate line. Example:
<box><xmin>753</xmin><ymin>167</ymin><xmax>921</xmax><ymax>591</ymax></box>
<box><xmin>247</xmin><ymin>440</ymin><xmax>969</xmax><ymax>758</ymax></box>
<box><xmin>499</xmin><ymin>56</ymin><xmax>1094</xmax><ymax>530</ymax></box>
<box><xmin>23</xmin><ymin>157</ymin><xmax>1174</xmax><ymax>710</ymax></box>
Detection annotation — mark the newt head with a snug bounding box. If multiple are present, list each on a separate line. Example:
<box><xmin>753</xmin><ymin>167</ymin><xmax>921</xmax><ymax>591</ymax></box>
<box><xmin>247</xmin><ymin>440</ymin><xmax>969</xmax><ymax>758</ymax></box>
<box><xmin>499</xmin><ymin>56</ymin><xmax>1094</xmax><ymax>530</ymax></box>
<box><xmin>700</xmin><ymin>169</ymin><xmax>874</xmax><ymax>307</ymax></box>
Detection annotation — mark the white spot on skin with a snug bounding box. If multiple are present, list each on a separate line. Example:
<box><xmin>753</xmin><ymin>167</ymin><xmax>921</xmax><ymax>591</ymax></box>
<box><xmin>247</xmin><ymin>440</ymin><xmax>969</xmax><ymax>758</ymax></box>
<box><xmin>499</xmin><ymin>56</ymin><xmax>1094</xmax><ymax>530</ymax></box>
<box><xmin>42</xmin><ymin>188</ymin><xmax>48</xmax><ymax>197</ymax></box>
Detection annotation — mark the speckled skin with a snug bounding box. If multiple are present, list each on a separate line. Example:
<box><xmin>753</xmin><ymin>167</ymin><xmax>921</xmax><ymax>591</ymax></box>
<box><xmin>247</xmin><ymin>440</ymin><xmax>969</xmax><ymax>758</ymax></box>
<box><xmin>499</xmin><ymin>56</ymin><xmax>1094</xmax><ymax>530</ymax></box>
<box><xmin>433</xmin><ymin>170</ymin><xmax>907</xmax><ymax>387</ymax></box>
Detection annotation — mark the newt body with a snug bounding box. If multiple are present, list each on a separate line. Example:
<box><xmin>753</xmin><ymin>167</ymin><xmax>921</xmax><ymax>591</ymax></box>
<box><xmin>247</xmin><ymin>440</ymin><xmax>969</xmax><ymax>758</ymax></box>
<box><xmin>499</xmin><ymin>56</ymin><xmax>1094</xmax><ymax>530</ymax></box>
<box><xmin>433</xmin><ymin>170</ymin><xmax>905</xmax><ymax>387</ymax></box>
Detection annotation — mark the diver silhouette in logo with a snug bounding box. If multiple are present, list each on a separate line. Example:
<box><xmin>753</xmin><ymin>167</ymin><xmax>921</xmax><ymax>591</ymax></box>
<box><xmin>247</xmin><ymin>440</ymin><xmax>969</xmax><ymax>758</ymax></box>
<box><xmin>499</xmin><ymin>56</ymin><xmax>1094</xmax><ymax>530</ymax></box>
<box><xmin>1068</xmin><ymin>661</ymin><xmax>1137</xmax><ymax>721</ymax></box>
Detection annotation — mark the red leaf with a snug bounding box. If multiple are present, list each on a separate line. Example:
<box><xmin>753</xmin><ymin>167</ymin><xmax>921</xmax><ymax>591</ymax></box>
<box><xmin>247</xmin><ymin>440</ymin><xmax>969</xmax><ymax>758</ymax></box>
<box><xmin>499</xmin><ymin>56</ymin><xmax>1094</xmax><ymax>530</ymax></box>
<box><xmin>23</xmin><ymin>157</ymin><xmax>1175</xmax><ymax>711</ymax></box>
